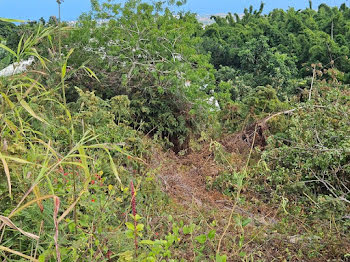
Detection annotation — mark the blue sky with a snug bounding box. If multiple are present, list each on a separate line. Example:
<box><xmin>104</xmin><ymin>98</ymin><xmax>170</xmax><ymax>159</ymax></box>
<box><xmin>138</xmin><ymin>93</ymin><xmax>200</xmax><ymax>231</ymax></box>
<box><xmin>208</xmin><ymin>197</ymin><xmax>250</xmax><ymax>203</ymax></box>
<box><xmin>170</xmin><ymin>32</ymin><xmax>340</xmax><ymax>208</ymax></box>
<box><xmin>0</xmin><ymin>0</ymin><xmax>347</xmax><ymax>21</ymax></box>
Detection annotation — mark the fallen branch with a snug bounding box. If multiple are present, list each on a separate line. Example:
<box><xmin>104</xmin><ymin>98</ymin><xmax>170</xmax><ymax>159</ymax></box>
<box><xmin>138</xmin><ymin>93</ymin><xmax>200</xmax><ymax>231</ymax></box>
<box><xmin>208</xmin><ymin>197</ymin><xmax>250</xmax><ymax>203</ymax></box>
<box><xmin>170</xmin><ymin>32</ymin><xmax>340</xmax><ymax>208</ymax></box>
<box><xmin>263</xmin><ymin>108</ymin><xmax>302</xmax><ymax>124</ymax></box>
<box><xmin>263</xmin><ymin>105</ymin><xmax>327</xmax><ymax>124</ymax></box>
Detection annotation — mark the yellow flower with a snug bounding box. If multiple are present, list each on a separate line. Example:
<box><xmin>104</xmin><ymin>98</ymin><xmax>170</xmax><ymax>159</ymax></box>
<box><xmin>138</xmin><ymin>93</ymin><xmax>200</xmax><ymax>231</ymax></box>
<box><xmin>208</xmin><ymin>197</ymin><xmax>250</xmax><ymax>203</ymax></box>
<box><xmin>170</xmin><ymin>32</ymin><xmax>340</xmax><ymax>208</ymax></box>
<box><xmin>116</xmin><ymin>197</ymin><xmax>123</xmax><ymax>202</ymax></box>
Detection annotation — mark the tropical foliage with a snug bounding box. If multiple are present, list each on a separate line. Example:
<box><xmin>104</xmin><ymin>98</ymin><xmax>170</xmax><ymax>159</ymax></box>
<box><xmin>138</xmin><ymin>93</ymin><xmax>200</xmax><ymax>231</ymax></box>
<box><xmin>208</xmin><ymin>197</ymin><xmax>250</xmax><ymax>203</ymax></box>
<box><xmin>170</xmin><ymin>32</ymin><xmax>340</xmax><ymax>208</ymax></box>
<box><xmin>0</xmin><ymin>1</ymin><xmax>349</xmax><ymax>261</ymax></box>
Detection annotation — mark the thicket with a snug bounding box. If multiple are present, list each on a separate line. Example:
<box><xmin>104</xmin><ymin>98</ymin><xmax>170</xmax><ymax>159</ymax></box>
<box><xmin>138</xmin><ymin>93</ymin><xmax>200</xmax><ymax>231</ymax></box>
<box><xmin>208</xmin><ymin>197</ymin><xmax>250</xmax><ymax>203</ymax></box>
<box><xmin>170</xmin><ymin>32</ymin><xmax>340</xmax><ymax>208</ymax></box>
<box><xmin>63</xmin><ymin>1</ymin><xmax>216</xmax><ymax>152</ymax></box>
<box><xmin>0</xmin><ymin>0</ymin><xmax>349</xmax><ymax>261</ymax></box>
<box><xmin>201</xmin><ymin>2</ymin><xmax>350</xmax><ymax>94</ymax></box>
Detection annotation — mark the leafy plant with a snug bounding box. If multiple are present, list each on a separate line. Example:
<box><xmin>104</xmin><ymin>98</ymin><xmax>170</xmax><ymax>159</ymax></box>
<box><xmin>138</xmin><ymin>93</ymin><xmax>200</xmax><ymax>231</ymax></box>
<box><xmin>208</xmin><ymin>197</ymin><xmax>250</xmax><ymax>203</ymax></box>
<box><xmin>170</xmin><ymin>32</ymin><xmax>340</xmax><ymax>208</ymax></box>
<box><xmin>66</xmin><ymin>0</ymin><xmax>216</xmax><ymax>151</ymax></box>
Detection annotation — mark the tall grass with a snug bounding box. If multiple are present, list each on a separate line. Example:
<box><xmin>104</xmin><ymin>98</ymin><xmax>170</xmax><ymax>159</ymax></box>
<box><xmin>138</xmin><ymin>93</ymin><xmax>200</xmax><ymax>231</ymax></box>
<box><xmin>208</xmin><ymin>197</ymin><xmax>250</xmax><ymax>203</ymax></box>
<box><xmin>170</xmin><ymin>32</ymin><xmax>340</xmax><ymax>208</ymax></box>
<box><xmin>0</xmin><ymin>24</ymin><xmax>121</xmax><ymax>261</ymax></box>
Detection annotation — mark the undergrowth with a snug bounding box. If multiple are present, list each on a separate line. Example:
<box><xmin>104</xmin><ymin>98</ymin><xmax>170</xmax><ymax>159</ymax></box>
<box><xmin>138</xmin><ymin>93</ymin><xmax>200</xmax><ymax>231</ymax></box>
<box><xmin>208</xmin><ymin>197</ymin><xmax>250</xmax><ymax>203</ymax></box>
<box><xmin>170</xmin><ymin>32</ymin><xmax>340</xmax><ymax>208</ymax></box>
<box><xmin>0</xmin><ymin>1</ymin><xmax>350</xmax><ymax>261</ymax></box>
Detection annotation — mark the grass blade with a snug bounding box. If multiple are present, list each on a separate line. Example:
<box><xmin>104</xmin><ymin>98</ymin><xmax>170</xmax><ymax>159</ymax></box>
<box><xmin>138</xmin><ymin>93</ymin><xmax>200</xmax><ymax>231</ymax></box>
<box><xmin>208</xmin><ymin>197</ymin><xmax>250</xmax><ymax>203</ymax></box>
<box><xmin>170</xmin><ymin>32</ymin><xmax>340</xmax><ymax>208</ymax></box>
<box><xmin>0</xmin><ymin>158</ymin><xmax>11</xmax><ymax>198</ymax></box>
<box><xmin>17</xmin><ymin>34</ymin><xmax>25</xmax><ymax>57</ymax></box>
<box><xmin>0</xmin><ymin>215</ymin><xmax>39</xmax><ymax>240</ymax></box>
<box><xmin>0</xmin><ymin>245</ymin><xmax>38</xmax><ymax>261</ymax></box>
<box><xmin>0</xmin><ymin>18</ymin><xmax>26</xmax><ymax>23</ymax></box>
<box><xmin>18</xmin><ymin>97</ymin><xmax>47</xmax><ymax>124</ymax></box>
<box><xmin>78</xmin><ymin>146</ymin><xmax>91</xmax><ymax>182</ymax></box>
<box><xmin>8</xmin><ymin>195</ymin><xmax>55</xmax><ymax>219</ymax></box>
<box><xmin>0</xmin><ymin>43</ymin><xmax>17</xmax><ymax>58</ymax></box>
<box><xmin>105</xmin><ymin>149</ymin><xmax>122</xmax><ymax>186</ymax></box>
<box><xmin>32</xmin><ymin>186</ymin><xmax>44</xmax><ymax>213</ymax></box>
<box><xmin>0</xmin><ymin>152</ymin><xmax>32</xmax><ymax>164</ymax></box>
<box><xmin>0</xmin><ymin>93</ymin><xmax>15</xmax><ymax>109</ymax></box>
<box><xmin>61</xmin><ymin>48</ymin><xmax>74</xmax><ymax>79</ymax></box>
<box><xmin>82</xmin><ymin>66</ymin><xmax>100</xmax><ymax>82</ymax></box>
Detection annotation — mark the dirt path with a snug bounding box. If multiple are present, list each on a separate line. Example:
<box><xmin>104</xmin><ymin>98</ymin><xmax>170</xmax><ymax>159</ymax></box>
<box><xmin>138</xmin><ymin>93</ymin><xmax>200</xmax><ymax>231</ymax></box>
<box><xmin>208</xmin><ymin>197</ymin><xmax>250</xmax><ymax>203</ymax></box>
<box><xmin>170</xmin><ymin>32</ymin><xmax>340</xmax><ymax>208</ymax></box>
<box><xmin>148</xmin><ymin>121</ymin><xmax>350</xmax><ymax>261</ymax></box>
<box><xmin>151</xmin><ymin>127</ymin><xmax>278</xmax><ymax>226</ymax></box>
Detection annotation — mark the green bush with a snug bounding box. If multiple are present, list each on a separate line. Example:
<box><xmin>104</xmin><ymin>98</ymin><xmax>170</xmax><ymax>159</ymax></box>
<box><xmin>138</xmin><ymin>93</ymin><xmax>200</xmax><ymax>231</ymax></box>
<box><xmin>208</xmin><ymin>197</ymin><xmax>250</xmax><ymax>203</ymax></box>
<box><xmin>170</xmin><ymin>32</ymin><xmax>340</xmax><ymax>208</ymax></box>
<box><xmin>263</xmin><ymin>84</ymin><xmax>350</xmax><ymax>204</ymax></box>
<box><xmin>65</xmin><ymin>0</ymin><xmax>216</xmax><ymax>151</ymax></box>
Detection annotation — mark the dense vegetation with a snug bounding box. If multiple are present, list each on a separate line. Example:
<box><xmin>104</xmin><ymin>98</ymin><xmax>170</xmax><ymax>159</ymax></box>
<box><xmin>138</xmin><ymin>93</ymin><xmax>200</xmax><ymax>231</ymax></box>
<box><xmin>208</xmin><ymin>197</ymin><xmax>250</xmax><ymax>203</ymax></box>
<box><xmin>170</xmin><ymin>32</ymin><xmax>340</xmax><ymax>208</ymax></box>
<box><xmin>0</xmin><ymin>0</ymin><xmax>349</xmax><ymax>261</ymax></box>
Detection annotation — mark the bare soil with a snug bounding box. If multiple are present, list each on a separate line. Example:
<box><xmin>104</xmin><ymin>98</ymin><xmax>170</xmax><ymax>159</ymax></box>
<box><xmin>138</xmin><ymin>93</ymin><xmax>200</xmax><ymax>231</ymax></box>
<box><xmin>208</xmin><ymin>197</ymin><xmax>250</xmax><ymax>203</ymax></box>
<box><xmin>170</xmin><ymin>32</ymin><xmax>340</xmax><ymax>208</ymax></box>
<box><xmin>151</xmin><ymin>121</ymin><xmax>277</xmax><ymax>226</ymax></box>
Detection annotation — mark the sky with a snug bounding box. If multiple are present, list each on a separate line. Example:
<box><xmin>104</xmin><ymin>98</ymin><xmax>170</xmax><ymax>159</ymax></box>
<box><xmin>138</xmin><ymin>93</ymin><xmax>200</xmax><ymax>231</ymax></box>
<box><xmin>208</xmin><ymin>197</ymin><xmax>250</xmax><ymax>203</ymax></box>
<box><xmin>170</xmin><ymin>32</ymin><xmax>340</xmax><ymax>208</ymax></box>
<box><xmin>0</xmin><ymin>0</ymin><xmax>348</xmax><ymax>22</ymax></box>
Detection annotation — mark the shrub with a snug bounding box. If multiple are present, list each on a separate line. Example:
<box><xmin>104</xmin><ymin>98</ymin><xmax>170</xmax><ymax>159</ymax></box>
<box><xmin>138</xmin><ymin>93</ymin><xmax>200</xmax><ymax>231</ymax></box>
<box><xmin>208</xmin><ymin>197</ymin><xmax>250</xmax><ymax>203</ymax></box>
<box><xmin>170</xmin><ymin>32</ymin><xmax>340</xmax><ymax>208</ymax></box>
<box><xmin>263</xmin><ymin>84</ymin><xmax>350</xmax><ymax>205</ymax></box>
<box><xmin>65</xmin><ymin>0</ymin><xmax>216</xmax><ymax>151</ymax></box>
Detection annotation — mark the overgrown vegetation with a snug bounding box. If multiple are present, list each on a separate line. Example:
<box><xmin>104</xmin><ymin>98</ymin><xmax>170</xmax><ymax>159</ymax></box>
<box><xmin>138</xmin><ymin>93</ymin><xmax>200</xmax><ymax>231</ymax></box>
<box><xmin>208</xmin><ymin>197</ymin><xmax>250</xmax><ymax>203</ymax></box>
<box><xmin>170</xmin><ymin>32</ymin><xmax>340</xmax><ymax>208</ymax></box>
<box><xmin>0</xmin><ymin>0</ymin><xmax>349</xmax><ymax>261</ymax></box>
